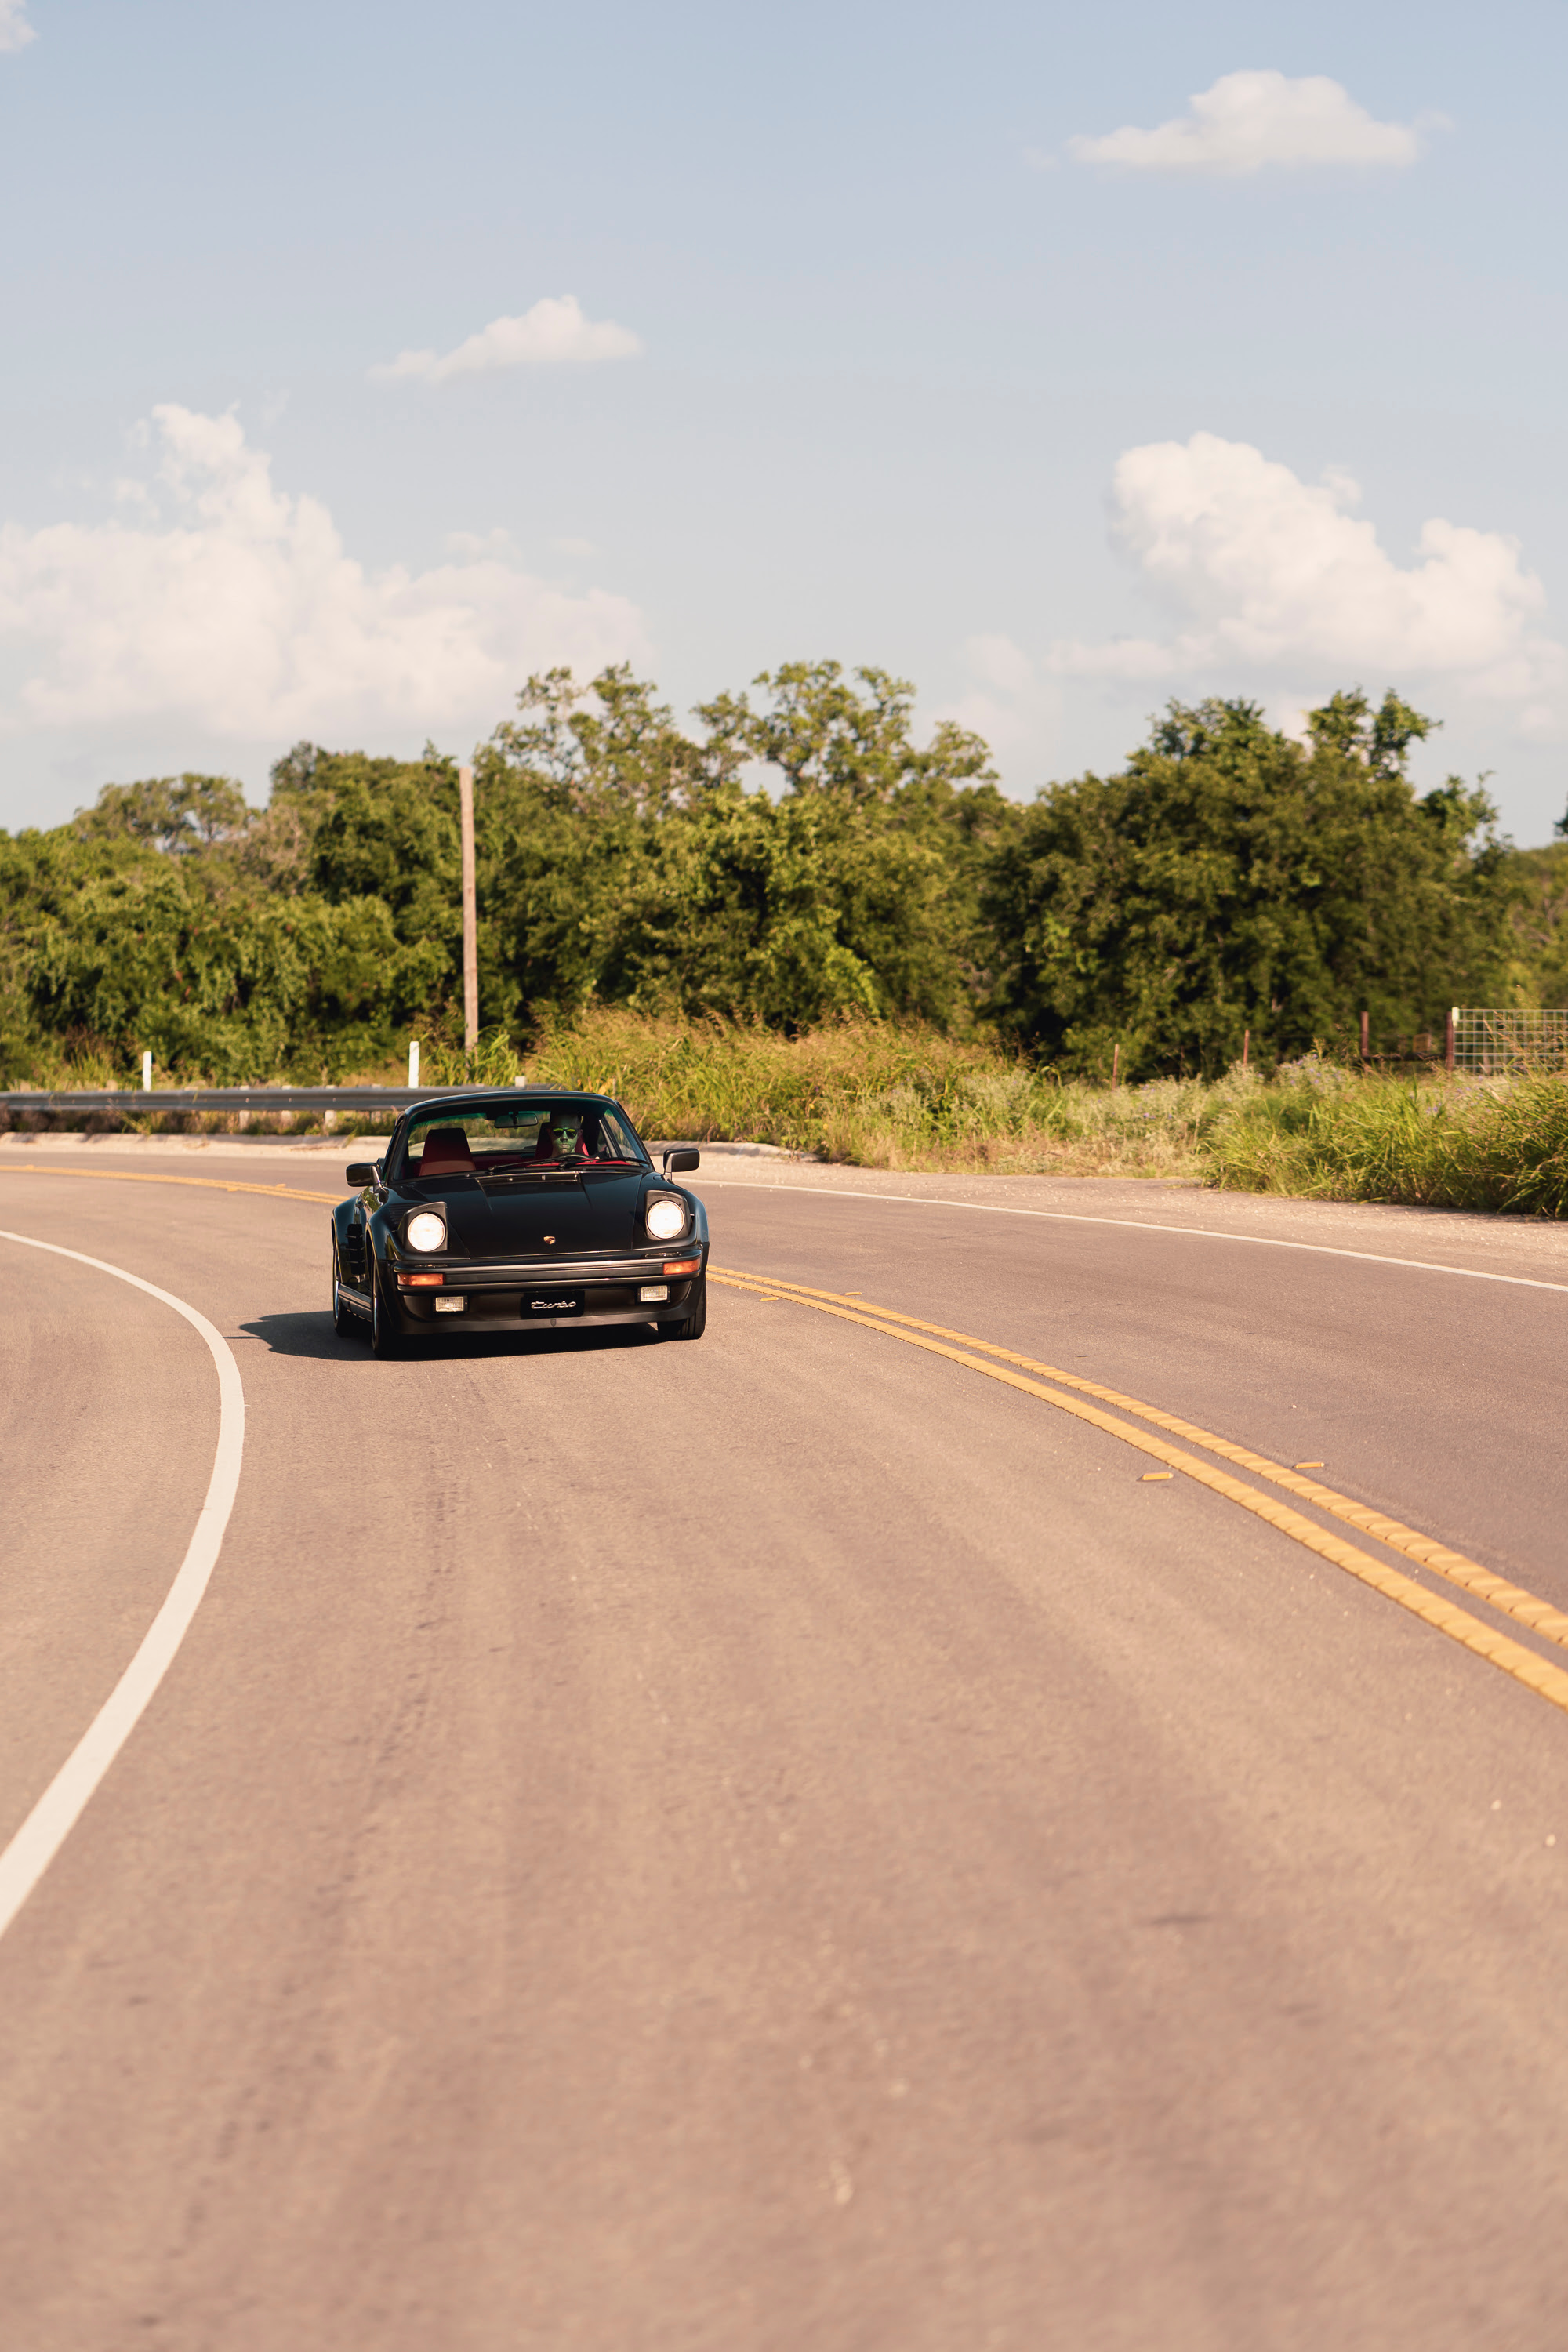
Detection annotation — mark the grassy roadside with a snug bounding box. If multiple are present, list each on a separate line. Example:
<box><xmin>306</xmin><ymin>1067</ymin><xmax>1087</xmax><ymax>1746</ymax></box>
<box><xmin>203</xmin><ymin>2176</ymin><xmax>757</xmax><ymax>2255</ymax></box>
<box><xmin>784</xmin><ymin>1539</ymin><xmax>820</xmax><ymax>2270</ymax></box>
<box><xmin>9</xmin><ymin>1008</ymin><xmax>1568</xmax><ymax>1216</ymax></box>
<box><xmin>1206</xmin><ymin>1063</ymin><xmax>1568</xmax><ymax>1216</ymax></box>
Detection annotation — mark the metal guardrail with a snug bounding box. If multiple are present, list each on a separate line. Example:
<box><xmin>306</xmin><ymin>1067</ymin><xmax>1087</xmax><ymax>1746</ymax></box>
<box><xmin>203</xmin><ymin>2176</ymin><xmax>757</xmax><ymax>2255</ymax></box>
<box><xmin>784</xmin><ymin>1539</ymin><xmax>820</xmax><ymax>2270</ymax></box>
<box><xmin>0</xmin><ymin>1084</ymin><xmax>505</xmax><ymax>1119</ymax></box>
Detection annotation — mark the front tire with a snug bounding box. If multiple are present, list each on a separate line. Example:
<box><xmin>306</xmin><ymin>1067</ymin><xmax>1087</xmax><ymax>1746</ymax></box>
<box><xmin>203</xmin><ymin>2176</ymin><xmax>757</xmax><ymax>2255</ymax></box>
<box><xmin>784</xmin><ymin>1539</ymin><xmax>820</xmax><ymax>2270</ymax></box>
<box><xmin>658</xmin><ymin>1275</ymin><xmax>706</xmax><ymax>1341</ymax></box>
<box><xmin>369</xmin><ymin>1262</ymin><xmax>402</xmax><ymax>1358</ymax></box>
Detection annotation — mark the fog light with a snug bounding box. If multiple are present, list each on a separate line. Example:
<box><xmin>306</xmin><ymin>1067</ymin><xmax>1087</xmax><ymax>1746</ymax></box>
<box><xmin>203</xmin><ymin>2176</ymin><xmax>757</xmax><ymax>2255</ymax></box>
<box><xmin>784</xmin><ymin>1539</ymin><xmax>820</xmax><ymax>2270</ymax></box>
<box><xmin>434</xmin><ymin>1296</ymin><xmax>466</xmax><ymax>1313</ymax></box>
<box><xmin>662</xmin><ymin>1258</ymin><xmax>701</xmax><ymax>1276</ymax></box>
<box><xmin>639</xmin><ymin>1284</ymin><xmax>669</xmax><ymax>1303</ymax></box>
<box><xmin>397</xmin><ymin>1270</ymin><xmax>445</xmax><ymax>1287</ymax></box>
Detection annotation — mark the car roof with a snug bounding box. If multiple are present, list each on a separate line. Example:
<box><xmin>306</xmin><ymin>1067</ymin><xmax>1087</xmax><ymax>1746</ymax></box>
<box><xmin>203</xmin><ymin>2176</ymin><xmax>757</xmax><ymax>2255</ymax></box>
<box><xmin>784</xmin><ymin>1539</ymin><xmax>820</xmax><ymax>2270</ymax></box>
<box><xmin>407</xmin><ymin>1087</ymin><xmax>619</xmax><ymax>1112</ymax></box>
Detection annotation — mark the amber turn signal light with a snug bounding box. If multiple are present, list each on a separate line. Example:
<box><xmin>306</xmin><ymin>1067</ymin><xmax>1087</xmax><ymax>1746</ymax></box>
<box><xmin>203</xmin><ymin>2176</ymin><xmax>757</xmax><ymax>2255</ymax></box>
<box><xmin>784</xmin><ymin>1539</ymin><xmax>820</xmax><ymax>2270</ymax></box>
<box><xmin>662</xmin><ymin>1257</ymin><xmax>702</xmax><ymax>1276</ymax></box>
<box><xmin>397</xmin><ymin>1270</ymin><xmax>445</xmax><ymax>1287</ymax></box>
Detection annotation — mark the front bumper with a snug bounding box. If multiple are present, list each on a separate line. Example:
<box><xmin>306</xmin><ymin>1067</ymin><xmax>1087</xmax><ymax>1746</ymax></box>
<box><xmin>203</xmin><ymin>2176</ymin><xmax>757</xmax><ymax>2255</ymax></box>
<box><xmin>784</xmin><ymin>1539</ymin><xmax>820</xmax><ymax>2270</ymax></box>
<box><xmin>376</xmin><ymin>1247</ymin><xmax>706</xmax><ymax>1332</ymax></box>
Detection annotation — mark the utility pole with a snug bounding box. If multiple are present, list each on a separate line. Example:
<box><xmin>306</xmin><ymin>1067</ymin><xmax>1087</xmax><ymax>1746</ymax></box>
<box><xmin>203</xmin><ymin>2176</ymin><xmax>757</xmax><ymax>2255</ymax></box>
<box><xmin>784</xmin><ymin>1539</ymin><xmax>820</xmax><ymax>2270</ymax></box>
<box><xmin>459</xmin><ymin>764</ymin><xmax>477</xmax><ymax>1062</ymax></box>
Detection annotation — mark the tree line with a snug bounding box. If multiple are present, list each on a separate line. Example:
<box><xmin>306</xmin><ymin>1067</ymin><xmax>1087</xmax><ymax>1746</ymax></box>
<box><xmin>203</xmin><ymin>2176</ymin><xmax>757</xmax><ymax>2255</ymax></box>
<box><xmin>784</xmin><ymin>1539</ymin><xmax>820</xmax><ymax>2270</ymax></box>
<box><xmin>1</xmin><ymin>660</ymin><xmax>1553</xmax><ymax>1089</ymax></box>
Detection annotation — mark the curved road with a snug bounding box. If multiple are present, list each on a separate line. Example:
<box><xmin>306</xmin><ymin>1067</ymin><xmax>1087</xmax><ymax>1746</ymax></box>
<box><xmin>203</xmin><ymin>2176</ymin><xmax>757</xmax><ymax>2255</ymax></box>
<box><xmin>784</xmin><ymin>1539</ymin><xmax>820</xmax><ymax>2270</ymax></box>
<box><xmin>2</xmin><ymin>1152</ymin><xmax>1568</xmax><ymax>2351</ymax></box>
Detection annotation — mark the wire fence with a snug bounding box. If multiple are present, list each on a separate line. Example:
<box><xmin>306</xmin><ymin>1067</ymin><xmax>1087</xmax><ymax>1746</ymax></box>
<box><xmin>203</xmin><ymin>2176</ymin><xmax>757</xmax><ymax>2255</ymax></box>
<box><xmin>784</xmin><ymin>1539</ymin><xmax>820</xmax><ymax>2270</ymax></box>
<box><xmin>1344</xmin><ymin>1010</ymin><xmax>1568</xmax><ymax>1074</ymax></box>
<box><xmin>1450</xmin><ymin>1010</ymin><xmax>1568</xmax><ymax>1078</ymax></box>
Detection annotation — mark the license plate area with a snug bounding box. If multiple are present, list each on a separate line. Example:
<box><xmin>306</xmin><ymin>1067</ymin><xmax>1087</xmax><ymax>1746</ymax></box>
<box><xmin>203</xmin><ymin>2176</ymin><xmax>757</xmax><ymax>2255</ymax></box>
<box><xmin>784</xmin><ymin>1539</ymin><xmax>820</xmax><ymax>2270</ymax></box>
<box><xmin>521</xmin><ymin>1289</ymin><xmax>584</xmax><ymax>1319</ymax></box>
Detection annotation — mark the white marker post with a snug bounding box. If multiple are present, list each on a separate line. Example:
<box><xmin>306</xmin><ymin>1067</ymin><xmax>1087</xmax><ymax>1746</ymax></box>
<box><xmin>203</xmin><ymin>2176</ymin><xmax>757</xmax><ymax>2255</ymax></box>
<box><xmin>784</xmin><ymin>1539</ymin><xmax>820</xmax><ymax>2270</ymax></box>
<box><xmin>141</xmin><ymin>1051</ymin><xmax>152</xmax><ymax>1092</ymax></box>
<box><xmin>408</xmin><ymin>1039</ymin><xmax>420</xmax><ymax>1089</ymax></box>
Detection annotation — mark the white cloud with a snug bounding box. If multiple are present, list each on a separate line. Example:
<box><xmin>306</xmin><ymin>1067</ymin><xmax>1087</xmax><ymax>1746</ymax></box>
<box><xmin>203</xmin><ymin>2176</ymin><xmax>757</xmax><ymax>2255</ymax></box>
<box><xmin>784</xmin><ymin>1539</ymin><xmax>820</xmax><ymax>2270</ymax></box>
<box><xmin>0</xmin><ymin>406</ymin><xmax>649</xmax><ymax>740</ymax></box>
<box><xmin>373</xmin><ymin>296</ymin><xmax>642</xmax><ymax>385</ymax></box>
<box><xmin>1050</xmin><ymin>432</ymin><xmax>1562</xmax><ymax>712</ymax></box>
<box><xmin>928</xmin><ymin>635</ymin><xmax>1063</xmax><ymax>760</ymax></box>
<box><xmin>445</xmin><ymin>526</ymin><xmax>517</xmax><ymax>560</ymax></box>
<box><xmin>0</xmin><ymin>0</ymin><xmax>36</xmax><ymax>54</ymax></box>
<box><xmin>965</xmin><ymin>632</ymin><xmax>1036</xmax><ymax>697</ymax></box>
<box><xmin>1069</xmin><ymin>71</ymin><xmax>1432</xmax><ymax>176</ymax></box>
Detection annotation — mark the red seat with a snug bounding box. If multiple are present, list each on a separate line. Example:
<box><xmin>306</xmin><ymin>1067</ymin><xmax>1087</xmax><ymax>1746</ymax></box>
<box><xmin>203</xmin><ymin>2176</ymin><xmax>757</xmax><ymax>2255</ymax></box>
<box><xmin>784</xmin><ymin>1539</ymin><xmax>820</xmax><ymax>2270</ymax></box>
<box><xmin>419</xmin><ymin>1127</ymin><xmax>475</xmax><ymax>1174</ymax></box>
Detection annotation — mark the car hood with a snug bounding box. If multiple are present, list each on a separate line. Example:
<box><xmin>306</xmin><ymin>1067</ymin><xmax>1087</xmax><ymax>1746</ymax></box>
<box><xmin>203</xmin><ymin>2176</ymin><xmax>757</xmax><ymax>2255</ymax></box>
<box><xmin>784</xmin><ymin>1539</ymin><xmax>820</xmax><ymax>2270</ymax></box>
<box><xmin>405</xmin><ymin>1169</ymin><xmax>649</xmax><ymax>1256</ymax></box>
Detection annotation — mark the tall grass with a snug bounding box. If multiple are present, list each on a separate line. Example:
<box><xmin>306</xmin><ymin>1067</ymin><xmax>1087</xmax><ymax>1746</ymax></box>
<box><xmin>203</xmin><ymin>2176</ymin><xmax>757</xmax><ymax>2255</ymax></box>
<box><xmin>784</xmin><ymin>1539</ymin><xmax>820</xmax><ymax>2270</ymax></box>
<box><xmin>1208</xmin><ymin>1063</ymin><xmax>1568</xmax><ymax>1216</ymax></box>
<box><xmin>524</xmin><ymin>1008</ymin><xmax>1257</xmax><ymax>1175</ymax></box>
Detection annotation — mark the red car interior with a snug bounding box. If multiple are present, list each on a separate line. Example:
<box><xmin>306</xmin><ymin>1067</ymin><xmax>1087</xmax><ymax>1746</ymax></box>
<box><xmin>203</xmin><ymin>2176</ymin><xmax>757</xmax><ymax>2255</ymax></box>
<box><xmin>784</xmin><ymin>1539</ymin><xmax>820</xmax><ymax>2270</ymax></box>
<box><xmin>417</xmin><ymin>1127</ymin><xmax>477</xmax><ymax>1174</ymax></box>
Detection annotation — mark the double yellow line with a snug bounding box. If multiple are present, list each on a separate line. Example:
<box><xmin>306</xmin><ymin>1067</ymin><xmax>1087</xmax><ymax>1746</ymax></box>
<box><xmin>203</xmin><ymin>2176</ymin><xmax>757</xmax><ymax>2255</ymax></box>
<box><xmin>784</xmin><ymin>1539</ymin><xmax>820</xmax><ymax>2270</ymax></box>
<box><xmin>711</xmin><ymin>1265</ymin><xmax>1568</xmax><ymax>1719</ymax></box>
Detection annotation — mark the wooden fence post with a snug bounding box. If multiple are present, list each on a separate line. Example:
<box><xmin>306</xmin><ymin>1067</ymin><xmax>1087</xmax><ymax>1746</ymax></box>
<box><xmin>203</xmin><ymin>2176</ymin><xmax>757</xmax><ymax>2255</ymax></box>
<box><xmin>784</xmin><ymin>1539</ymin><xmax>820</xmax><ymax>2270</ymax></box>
<box><xmin>1446</xmin><ymin>1007</ymin><xmax>1457</xmax><ymax>1074</ymax></box>
<box><xmin>1359</xmin><ymin>1009</ymin><xmax>1370</xmax><ymax>1063</ymax></box>
<box><xmin>459</xmin><ymin>764</ymin><xmax>477</xmax><ymax>1061</ymax></box>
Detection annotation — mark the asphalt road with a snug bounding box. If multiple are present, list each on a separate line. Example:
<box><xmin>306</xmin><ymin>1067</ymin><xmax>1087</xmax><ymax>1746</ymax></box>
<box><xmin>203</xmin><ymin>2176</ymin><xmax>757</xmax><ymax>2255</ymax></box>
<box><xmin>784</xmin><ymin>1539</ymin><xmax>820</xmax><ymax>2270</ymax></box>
<box><xmin>3</xmin><ymin>1154</ymin><xmax>1568</xmax><ymax>2351</ymax></box>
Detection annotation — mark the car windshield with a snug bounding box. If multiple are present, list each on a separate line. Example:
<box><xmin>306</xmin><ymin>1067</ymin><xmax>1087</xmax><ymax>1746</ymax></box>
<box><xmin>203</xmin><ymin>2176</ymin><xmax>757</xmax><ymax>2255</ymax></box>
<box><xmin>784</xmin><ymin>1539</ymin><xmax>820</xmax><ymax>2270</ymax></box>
<box><xmin>401</xmin><ymin>1099</ymin><xmax>646</xmax><ymax>1178</ymax></box>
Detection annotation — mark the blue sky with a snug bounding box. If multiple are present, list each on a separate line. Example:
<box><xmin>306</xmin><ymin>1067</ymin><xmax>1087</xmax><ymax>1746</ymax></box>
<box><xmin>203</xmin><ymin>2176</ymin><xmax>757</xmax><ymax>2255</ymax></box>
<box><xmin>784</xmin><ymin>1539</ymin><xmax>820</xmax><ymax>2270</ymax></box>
<box><xmin>2</xmin><ymin>0</ymin><xmax>1565</xmax><ymax>838</ymax></box>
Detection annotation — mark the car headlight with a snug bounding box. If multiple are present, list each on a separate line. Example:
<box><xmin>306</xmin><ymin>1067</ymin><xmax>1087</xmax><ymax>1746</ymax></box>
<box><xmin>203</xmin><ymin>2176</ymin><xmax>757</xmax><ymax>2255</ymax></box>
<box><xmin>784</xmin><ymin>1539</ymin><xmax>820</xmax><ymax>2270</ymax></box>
<box><xmin>405</xmin><ymin>1210</ymin><xmax>446</xmax><ymax>1253</ymax></box>
<box><xmin>645</xmin><ymin>1196</ymin><xmax>686</xmax><ymax>1241</ymax></box>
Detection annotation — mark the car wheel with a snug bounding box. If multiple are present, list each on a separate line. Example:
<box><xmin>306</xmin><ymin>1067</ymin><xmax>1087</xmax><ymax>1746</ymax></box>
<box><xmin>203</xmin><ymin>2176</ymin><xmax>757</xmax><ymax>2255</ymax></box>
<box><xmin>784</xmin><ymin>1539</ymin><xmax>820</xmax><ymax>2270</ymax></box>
<box><xmin>331</xmin><ymin>1237</ymin><xmax>355</xmax><ymax>1338</ymax></box>
<box><xmin>658</xmin><ymin>1275</ymin><xmax>706</xmax><ymax>1341</ymax></box>
<box><xmin>369</xmin><ymin>1261</ymin><xmax>401</xmax><ymax>1358</ymax></box>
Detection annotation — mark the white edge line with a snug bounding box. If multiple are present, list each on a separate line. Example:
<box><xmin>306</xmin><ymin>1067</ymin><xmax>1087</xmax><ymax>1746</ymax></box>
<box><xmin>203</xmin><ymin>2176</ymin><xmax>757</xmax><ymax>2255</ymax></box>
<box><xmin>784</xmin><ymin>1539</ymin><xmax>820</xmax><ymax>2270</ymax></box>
<box><xmin>0</xmin><ymin>1231</ymin><xmax>245</xmax><ymax>1943</ymax></box>
<box><xmin>690</xmin><ymin>1180</ymin><xmax>1568</xmax><ymax>1295</ymax></box>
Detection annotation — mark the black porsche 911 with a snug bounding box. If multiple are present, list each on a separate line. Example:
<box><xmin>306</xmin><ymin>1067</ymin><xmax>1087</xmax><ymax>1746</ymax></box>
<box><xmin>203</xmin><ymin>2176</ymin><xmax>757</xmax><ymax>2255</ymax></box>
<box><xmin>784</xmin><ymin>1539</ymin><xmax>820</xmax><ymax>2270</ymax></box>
<box><xmin>330</xmin><ymin>1090</ymin><xmax>707</xmax><ymax>1356</ymax></box>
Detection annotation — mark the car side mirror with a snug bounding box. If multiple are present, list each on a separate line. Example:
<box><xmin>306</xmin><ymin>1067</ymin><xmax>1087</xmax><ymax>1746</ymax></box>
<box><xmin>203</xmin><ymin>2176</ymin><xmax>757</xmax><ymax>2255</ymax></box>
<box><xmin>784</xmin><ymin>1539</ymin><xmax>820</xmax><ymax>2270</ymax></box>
<box><xmin>345</xmin><ymin>1163</ymin><xmax>378</xmax><ymax>1186</ymax></box>
<box><xmin>663</xmin><ymin>1147</ymin><xmax>700</xmax><ymax>1174</ymax></box>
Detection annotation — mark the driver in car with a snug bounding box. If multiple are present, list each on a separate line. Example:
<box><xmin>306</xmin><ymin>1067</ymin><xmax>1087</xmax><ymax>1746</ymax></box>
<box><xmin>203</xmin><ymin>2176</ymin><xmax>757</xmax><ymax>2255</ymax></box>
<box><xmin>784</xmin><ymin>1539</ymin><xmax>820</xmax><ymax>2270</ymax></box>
<box><xmin>533</xmin><ymin>1115</ymin><xmax>604</xmax><ymax>1163</ymax></box>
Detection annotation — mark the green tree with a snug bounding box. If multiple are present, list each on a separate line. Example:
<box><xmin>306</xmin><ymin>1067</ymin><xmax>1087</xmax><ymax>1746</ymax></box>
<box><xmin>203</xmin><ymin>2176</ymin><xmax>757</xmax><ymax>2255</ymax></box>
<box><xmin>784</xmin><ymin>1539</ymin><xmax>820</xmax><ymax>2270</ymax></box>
<box><xmin>477</xmin><ymin>661</ymin><xmax>1012</xmax><ymax>1031</ymax></box>
<box><xmin>695</xmin><ymin>659</ymin><xmax>995</xmax><ymax>807</ymax></box>
<box><xmin>1498</xmin><ymin>842</ymin><xmax>1568</xmax><ymax>1007</ymax></box>
<box><xmin>74</xmin><ymin>772</ymin><xmax>252</xmax><ymax>855</ymax></box>
<box><xmin>1</xmin><ymin>755</ymin><xmax>448</xmax><ymax>1083</ymax></box>
<box><xmin>489</xmin><ymin>664</ymin><xmax>740</xmax><ymax>815</ymax></box>
<box><xmin>983</xmin><ymin>690</ymin><xmax>1510</xmax><ymax>1076</ymax></box>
